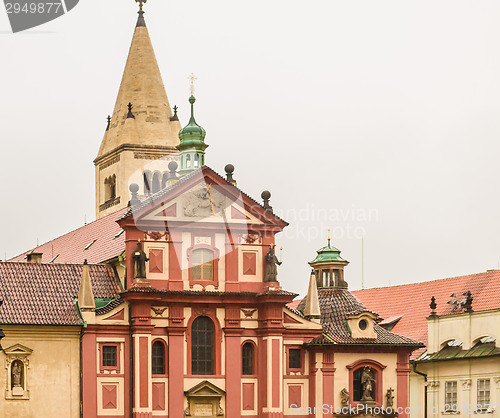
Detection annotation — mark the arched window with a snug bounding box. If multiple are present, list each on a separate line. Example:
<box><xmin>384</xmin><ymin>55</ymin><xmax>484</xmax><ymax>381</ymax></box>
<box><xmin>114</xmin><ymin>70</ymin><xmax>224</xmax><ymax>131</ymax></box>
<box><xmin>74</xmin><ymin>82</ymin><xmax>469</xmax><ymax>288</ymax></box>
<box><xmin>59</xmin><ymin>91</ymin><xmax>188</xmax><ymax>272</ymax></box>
<box><xmin>186</xmin><ymin>154</ymin><xmax>191</xmax><ymax>168</ymax></box>
<box><xmin>194</xmin><ymin>154</ymin><xmax>199</xmax><ymax>168</ymax></box>
<box><xmin>152</xmin><ymin>341</ymin><xmax>165</xmax><ymax>375</ymax></box>
<box><xmin>191</xmin><ymin>316</ymin><xmax>214</xmax><ymax>375</ymax></box>
<box><xmin>242</xmin><ymin>342</ymin><xmax>254</xmax><ymax>375</ymax></box>
<box><xmin>144</xmin><ymin>171</ymin><xmax>152</xmax><ymax>194</ymax></box>
<box><xmin>110</xmin><ymin>175</ymin><xmax>116</xmax><ymax>200</ymax></box>
<box><xmin>152</xmin><ymin>172</ymin><xmax>161</xmax><ymax>194</ymax></box>
<box><xmin>192</xmin><ymin>249</ymin><xmax>214</xmax><ymax>281</ymax></box>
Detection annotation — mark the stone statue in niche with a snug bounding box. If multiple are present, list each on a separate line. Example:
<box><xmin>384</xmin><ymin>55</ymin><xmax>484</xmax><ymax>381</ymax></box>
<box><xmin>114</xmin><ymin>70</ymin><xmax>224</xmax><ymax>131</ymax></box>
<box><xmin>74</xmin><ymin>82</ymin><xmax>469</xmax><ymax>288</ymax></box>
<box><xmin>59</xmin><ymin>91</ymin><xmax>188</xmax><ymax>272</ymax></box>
<box><xmin>132</xmin><ymin>241</ymin><xmax>149</xmax><ymax>279</ymax></box>
<box><xmin>340</xmin><ymin>388</ymin><xmax>350</xmax><ymax>407</ymax></box>
<box><xmin>11</xmin><ymin>361</ymin><xmax>21</xmax><ymax>388</ymax></box>
<box><xmin>386</xmin><ymin>387</ymin><xmax>395</xmax><ymax>408</ymax></box>
<box><xmin>361</xmin><ymin>367</ymin><xmax>375</xmax><ymax>401</ymax></box>
<box><xmin>264</xmin><ymin>245</ymin><xmax>281</xmax><ymax>282</ymax></box>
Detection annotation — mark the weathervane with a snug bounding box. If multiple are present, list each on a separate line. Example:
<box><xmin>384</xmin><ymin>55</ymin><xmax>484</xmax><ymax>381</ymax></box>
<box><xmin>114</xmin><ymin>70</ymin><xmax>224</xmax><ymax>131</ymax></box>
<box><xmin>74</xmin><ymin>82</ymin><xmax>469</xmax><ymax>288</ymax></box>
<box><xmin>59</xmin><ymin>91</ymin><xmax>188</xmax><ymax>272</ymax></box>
<box><xmin>188</xmin><ymin>73</ymin><xmax>198</xmax><ymax>96</ymax></box>
<box><xmin>136</xmin><ymin>0</ymin><xmax>147</xmax><ymax>12</ymax></box>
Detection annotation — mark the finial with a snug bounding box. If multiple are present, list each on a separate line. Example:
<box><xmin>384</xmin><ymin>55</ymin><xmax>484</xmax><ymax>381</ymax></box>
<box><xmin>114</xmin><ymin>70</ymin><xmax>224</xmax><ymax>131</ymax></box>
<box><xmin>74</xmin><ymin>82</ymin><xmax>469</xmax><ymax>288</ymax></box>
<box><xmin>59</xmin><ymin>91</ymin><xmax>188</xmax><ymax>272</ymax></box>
<box><xmin>188</xmin><ymin>73</ymin><xmax>198</xmax><ymax>96</ymax></box>
<box><xmin>261</xmin><ymin>190</ymin><xmax>273</xmax><ymax>212</ymax></box>
<box><xmin>328</xmin><ymin>229</ymin><xmax>331</xmax><ymax>246</ymax></box>
<box><xmin>127</xmin><ymin>102</ymin><xmax>135</xmax><ymax>119</ymax></box>
<box><xmin>430</xmin><ymin>296</ymin><xmax>437</xmax><ymax>315</ymax></box>
<box><xmin>135</xmin><ymin>0</ymin><xmax>147</xmax><ymax>27</ymax></box>
<box><xmin>129</xmin><ymin>183</ymin><xmax>140</xmax><ymax>206</ymax></box>
<box><xmin>136</xmin><ymin>0</ymin><xmax>146</xmax><ymax>11</ymax></box>
<box><xmin>225</xmin><ymin>164</ymin><xmax>235</xmax><ymax>184</ymax></box>
<box><xmin>167</xmin><ymin>161</ymin><xmax>179</xmax><ymax>180</ymax></box>
<box><xmin>170</xmin><ymin>105</ymin><xmax>179</xmax><ymax>121</ymax></box>
<box><xmin>106</xmin><ymin>115</ymin><xmax>111</xmax><ymax>131</ymax></box>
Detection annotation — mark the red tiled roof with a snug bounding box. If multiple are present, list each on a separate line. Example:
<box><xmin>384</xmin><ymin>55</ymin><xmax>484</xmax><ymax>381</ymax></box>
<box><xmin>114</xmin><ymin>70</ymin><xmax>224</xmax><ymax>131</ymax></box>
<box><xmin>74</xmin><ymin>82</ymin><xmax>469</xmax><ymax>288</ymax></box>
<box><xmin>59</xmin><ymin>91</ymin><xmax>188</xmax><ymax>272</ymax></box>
<box><xmin>10</xmin><ymin>209</ymin><xmax>127</xmax><ymax>265</ymax></box>
<box><xmin>296</xmin><ymin>288</ymin><xmax>423</xmax><ymax>347</ymax></box>
<box><xmin>0</xmin><ymin>262</ymin><xmax>121</xmax><ymax>325</ymax></box>
<box><xmin>352</xmin><ymin>270</ymin><xmax>500</xmax><ymax>359</ymax></box>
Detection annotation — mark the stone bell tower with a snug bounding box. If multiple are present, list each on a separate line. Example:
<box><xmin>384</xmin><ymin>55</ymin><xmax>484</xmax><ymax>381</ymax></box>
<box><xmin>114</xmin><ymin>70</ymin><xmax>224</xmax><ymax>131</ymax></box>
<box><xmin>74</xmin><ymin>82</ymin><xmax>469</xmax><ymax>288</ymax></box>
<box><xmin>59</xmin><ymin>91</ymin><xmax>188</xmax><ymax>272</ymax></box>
<box><xmin>94</xmin><ymin>2</ymin><xmax>181</xmax><ymax>219</ymax></box>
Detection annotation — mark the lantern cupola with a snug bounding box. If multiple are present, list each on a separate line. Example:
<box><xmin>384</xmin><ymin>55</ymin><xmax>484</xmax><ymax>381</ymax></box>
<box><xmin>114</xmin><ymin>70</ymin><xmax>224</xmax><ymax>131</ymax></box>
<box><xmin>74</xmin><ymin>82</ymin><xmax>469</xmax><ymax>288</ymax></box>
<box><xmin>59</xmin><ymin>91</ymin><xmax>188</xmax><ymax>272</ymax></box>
<box><xmin>309</xmin><ymin>237</ymin><xmax>349</xmax><ymax>289</ymax></box>
<box><xmin>177</xmin><ymin>95</ymin><xmax>208</xmax><ymax>176</ymax></box>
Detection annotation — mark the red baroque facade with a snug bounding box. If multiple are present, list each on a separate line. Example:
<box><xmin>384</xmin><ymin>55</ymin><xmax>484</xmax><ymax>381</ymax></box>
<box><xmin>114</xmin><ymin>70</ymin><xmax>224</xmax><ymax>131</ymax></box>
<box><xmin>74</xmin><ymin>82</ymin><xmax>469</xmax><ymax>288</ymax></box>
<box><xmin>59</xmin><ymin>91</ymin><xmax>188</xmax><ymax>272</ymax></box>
<box><xmin>81</xmin><ymin>166</ymin><xmax>422</xmax><ymax>418</ymax></box>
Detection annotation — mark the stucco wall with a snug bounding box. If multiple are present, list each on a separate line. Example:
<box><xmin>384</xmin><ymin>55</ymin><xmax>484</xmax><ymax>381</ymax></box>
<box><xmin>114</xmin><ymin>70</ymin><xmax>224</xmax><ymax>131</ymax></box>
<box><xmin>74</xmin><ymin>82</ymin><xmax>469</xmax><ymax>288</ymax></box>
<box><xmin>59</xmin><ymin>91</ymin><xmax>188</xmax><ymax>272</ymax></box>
<box><xmin>0</xmin><ymin>325</ymin><xmax>81</xmax><ymax>418</ymax></box>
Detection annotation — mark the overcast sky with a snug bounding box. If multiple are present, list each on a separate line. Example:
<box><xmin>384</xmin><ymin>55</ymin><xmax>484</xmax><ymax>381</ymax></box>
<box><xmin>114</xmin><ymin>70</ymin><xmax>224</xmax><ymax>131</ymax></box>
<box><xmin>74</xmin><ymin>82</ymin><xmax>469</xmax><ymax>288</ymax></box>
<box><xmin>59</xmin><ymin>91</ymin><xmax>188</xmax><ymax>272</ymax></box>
<box><xmin>1</xmin><ymin>0</ymin><xmax>500</xmax><ymax>296</ymax></box>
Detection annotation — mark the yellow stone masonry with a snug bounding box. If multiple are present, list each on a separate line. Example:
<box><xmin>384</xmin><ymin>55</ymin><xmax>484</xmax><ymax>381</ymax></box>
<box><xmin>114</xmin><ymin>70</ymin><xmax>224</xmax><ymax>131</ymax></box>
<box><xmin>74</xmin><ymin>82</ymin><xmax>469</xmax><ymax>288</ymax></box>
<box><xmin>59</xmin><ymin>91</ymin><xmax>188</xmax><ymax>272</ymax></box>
<box><xmin>94</xmin><ymin>17</ymin><xmax>181</xmax><ymax>218</ymax></box>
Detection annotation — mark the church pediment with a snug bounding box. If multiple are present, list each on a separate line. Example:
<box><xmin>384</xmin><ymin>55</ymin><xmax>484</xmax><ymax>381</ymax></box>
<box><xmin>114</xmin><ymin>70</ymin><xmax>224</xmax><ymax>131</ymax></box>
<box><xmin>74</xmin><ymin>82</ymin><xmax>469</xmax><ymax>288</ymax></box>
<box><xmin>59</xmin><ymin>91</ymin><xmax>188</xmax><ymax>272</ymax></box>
<box><xmin>185</xmin><ymin>380</ymin><xmax>225</xmax><ymax>397</ymax></box>
<box><xmin>122</xmin><ymin>166</ymin><xmax>288</xmax><ymax>230</ymax></box>
<box><xmin>3</xmin><ymin>344</ymin><xmax>33</xmax><ymax>356</ymax></box>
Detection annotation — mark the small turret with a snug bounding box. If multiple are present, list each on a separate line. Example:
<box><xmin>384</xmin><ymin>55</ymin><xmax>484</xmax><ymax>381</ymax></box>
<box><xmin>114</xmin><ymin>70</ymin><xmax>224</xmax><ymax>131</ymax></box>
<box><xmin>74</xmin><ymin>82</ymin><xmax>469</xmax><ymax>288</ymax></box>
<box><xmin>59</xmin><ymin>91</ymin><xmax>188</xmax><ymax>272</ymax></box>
<box><xmin>309</xmin><ymin>236</ymin><xmax>349</xmax><ymax>289</ymax></box>
<box><xmin>177</xmin><ymin>95</ymin><xmax>208</xmax><ymax>176</ymax></box>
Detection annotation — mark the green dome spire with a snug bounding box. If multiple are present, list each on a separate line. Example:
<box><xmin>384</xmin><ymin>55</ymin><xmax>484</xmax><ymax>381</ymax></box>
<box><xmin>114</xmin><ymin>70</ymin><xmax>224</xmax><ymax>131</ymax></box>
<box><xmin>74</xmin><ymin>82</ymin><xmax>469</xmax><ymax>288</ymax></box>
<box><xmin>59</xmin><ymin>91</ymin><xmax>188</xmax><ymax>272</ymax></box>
<box><xmin>178</xmin><ymin>95</ymin><xmax>207</xmax><ymax>149</ymax></box>
<box><xmin>177</xmin><ymin>95</ymin><xmax>208</xmax><ymax>175</ymax></box>
<box><xmin>309</xmin><ymin>237</ymin><xmax>347</xmax><ymax>264</ymax></box>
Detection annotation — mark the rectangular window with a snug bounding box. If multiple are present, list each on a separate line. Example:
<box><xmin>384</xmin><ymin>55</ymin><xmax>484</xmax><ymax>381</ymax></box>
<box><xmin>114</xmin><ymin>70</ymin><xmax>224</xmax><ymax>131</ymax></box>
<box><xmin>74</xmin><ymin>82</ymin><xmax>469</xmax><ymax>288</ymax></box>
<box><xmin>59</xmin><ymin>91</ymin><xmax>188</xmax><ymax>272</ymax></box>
<box><xmin>192</xmin><ymin>249</ymin><xmax>213</xmax><ymax>281</ymax></box>
<box><xmin>477</xmin><ymin>379</ymin><xmax>490</xmax><ymax>410</ymax></box>
<box><xmin>288</xmin><ymin>348</ymin><xmax>302</xmax><ymax>369</ymax></box>
<box><xmin>102</xmin><ymin>346</ymin><xmax>117</xmax><ymax>367</ymax></box>
<box><xmin>445</xmin><ymin>381</ymin><xmax>457</xmax><ymax>411</ymax></box>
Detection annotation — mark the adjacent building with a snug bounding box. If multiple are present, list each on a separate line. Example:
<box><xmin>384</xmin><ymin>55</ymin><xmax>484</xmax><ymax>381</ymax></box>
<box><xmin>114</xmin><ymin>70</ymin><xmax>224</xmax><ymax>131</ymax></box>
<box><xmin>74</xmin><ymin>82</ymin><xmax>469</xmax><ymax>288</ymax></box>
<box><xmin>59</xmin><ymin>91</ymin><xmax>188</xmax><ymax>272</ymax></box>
<box><xmin>353</xmin><ymin>271</ymin><xmax>500</xmax><ymax>418</ymax></box>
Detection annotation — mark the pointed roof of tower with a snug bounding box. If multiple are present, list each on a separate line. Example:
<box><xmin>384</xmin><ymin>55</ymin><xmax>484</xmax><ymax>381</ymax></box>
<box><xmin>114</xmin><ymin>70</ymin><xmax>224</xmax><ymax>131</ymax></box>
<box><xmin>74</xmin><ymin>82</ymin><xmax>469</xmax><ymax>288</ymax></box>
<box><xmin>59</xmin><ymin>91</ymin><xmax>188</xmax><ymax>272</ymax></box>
<box><xmin>303</xmin><ymin>271</ymin><xmax>321</xmax><ymax>320</ymax></box>
<box><xmin>96</xmin><ymin>5</ymin><xmax>181</xmax><ymax>161</ymax></box>
<box><xmin>78</xmin><ymin>260</ymin><xmax>95</xmax><ymax>312</ymax></box>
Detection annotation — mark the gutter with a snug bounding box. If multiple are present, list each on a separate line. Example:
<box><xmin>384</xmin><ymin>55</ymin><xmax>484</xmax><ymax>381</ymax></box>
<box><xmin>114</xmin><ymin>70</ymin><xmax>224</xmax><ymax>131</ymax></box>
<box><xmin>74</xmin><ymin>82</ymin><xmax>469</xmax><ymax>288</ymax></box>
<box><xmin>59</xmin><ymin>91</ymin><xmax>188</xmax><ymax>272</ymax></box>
<box><xmin>413</xmin><ymin>361</ymin><xmax>427</xmax><ymax>418</ymax></box>
<box><xmin>79</xmin><ymin>323</ymin><xmax>87</xmax><ymax>418</ymax></box>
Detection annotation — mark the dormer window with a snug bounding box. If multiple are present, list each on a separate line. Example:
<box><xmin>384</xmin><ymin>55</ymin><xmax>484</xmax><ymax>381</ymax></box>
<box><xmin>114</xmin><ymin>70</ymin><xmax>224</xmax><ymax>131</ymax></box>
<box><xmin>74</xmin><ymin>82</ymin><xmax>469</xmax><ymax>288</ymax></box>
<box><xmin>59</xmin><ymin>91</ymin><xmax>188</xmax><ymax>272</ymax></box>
<box><xmin>348</xmin><ymin>311</ymin><xmax>377</xmax><ymax>339</ymax></box>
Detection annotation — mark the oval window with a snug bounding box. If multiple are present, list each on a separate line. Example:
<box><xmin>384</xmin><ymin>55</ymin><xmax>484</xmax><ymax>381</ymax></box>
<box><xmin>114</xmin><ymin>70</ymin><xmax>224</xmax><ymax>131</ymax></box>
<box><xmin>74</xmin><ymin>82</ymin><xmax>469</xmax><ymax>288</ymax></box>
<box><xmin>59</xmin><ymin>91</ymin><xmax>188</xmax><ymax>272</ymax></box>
<box><xmin>359</xmin><ymin>319</ymin><xmax>368</xmax><ymax>331</ymax></box>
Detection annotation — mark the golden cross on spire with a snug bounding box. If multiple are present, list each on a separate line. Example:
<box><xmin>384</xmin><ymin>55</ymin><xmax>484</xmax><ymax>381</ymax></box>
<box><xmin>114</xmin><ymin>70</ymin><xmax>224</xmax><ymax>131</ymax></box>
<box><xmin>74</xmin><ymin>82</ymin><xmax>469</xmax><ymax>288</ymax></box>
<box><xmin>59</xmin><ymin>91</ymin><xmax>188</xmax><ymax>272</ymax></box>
<box><xmin>188</xmin><ymin>73</ymin><xmax>198</xmax><ymax>96</ymax></box>
<box><xmin>136</xmin><ymin>0</ymin><xmax>147</xmax><ymax>12</ymax></box>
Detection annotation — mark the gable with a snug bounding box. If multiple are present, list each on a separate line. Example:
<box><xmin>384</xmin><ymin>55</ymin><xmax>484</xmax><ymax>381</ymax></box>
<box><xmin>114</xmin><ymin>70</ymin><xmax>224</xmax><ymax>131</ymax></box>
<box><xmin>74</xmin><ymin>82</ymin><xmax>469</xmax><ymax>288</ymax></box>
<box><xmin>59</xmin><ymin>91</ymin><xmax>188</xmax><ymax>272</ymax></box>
<box><xmin>140</xmin><ymin>182</ymin><xmax>265</xmax><ymax>226</ymax></box>
<box><xmin>185</xmin><ymin>380</ymin><xmax>225</xmax><ymax>397</ymax></box>
<box><xmin>123</xmin><ymin>166</ymin><xmax>288</xmax><ymax>231</ymax></box>
<box><xmin>3</xmin><ymin>344</ymin><xmax>33</xmax><ymax>356</ymax></box>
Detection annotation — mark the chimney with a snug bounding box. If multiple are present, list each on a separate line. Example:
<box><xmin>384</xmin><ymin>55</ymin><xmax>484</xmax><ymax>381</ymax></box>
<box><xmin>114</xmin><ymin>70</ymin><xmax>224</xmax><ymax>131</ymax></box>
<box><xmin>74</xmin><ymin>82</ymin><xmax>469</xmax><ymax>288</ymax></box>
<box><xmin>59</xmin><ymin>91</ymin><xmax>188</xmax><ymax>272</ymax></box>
<box><xmin>26</xmin><ymin>253</ymin><xmax>43</xmax><ymax>263</ymax></box>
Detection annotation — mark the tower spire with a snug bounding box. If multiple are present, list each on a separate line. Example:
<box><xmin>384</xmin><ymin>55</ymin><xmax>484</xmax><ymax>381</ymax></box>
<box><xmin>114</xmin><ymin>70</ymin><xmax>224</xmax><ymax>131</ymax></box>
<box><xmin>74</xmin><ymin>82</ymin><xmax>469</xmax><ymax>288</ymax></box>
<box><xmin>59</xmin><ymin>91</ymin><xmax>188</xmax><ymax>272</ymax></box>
<box><xmin>94</xmin><ymin>1</ymin><xmax>181</xmax><ymax>219</ymax></box>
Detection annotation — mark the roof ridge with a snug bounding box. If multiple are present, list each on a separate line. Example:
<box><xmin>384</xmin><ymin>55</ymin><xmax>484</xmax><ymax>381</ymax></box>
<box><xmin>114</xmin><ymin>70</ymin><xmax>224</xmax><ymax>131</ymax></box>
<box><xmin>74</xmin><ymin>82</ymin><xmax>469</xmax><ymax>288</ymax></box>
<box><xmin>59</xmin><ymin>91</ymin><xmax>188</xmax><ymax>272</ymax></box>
<box><xmin>0</xmin><ymin>261</ymin><xmax>112</xmax><ymax>267</ymax></box>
